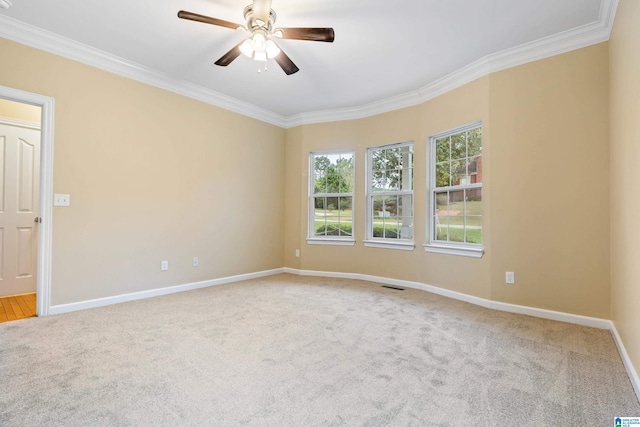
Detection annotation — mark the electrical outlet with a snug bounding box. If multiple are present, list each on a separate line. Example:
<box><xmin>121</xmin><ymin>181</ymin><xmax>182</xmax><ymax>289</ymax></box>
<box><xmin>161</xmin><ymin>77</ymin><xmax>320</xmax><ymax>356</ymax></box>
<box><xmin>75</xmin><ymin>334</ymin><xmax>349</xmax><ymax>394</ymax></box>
<box><xmin>193</xmin><ymin>257</ymin><xmax>199</xmax><ymax>267</ymax></box>
<box><xmin>295</xmin><ymin>249</ymin><xmax>300</xmax><ymax>258</ymax></box>
<box><xmin>506</xmin><ymin>271</ymin><xmax>515</xmax><ymax>284</ymax></box>
<box><xmin>161</xmin><ymin>260</ymin><xmax>168</xmax><ymax>271</ymax></box>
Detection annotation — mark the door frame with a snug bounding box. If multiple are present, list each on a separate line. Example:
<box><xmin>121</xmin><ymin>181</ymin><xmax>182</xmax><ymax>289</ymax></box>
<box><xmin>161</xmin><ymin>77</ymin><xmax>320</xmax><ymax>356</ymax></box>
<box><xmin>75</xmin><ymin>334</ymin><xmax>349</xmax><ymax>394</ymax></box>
<box><xmin>0</xmin><ymin>85</ymin><xmax>54</xmax><ymax>317</ymax></box>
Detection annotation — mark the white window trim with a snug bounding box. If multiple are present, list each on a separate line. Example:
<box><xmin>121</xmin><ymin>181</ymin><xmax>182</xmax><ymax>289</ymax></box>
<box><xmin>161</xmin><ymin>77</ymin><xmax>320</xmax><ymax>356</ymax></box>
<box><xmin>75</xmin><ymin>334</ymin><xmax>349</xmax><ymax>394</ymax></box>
<box><xmin>307</xmin><ymin>238</ymin><xmax>356</xmax><ymax>246</ymax></box>
<box><xmin>365</xmin><ymin>141</ymin><xmax>415</xmax><ymax>251</ymax></box>
<box><xmin>308</xmin><ymin>150</ymin><xmax>356</xmax><ymax>245</ymax></box>
<box><xmin>364</xmin><ymin>240</ymin><xmax>415</xmax><ymax>251</ymax></box>
<box><xmin>425</xmin><ymin>121</ymin><xmax>484</xmax><ymax>258</ymax></box>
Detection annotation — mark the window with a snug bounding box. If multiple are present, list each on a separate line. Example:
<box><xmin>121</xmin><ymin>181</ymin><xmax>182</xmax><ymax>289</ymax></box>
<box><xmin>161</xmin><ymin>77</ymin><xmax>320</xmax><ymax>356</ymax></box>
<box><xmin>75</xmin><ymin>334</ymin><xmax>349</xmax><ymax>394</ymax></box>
<box><xmin>365</xmin><ymin>142</ymin><xmax>414</xmax><ymax>250</ymax></box>
<box><xmin>308</xmin><ymin>151</ymin><xmax>355</xmax><ymax>245</ymax></box>
<box><xmin>425</xmin><ymin>122</ymin><xmax>483</xmax><ymax>258</ymax></box>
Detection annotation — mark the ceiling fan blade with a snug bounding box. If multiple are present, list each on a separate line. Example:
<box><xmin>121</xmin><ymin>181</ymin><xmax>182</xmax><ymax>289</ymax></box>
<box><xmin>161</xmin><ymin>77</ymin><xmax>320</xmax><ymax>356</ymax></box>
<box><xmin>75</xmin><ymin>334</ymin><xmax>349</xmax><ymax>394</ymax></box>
<box><xmin>252</xmin><ymin>0</ymin><xmax>273</xmax><ymax>26</ymax></box>
<box><xmin>214</xmin><ymin>41</ymin><xmax>244</xmax><ymax>67</ymax></box>
<box><xmin>177</xmin><ymin>10</ymin><xmax>243</xmax><ymax>30</ymax></box>
<box><xmin>274</xmin><ymin>49</ymin><xmax>299</xmax><ymax>75</ymax></box>
<box><xmin>277</xmin><ymin>27</ymin><xmax>335</xmax><ymax>42</ymax></box>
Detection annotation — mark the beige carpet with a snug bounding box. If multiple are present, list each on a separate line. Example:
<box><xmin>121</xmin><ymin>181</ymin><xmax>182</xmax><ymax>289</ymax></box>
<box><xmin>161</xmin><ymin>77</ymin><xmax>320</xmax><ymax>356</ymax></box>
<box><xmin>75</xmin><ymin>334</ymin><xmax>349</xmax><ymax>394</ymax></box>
<box><xmin>1</xmin><ymin>274</ymin><xmax>638</xmax><ymax>426</ymax></box>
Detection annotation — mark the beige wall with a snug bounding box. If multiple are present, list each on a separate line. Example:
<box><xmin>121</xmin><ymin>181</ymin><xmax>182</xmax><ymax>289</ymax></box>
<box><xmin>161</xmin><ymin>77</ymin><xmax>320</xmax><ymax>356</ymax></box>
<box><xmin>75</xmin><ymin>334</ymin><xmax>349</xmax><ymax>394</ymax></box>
<box><xmin>284</xmin><ymin>43</ymin><xmax>611</xmax><ymax>318</ymax></box>
<box><xmin>0</xmin><ymin>37</ymin><xmax>285</xmax><ymax>305</ymax></box>
<box><xmin>489</xmin><ymin>43</ymin><xmax>611</xmax><ymax>318</ymax></box>
<box><xmin>0</xmin><ymin>98</ymin><xmax>41</xmax><ymax>123</ymax></box>
<box><xmin>610</xmin><ymin>0</ymin><xmax>640</xmax><ymax>381</ymax></box>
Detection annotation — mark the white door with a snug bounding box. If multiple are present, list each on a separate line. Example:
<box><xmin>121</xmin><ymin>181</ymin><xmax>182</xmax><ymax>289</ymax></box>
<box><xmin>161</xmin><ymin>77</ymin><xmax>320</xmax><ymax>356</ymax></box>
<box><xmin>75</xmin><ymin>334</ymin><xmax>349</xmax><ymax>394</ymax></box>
<box><xmin>0</xmin><ymin>121</ymin><xmax>41</xmax><ymax>297</ymax></box>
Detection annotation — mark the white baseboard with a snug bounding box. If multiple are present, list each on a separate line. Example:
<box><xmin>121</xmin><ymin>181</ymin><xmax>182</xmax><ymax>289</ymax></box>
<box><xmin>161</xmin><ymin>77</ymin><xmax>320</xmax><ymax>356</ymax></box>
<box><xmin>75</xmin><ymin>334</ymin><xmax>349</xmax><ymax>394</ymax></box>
<box><xmin>610</xmin><ymin>322</ymin><xmax>640</xmax><ymax>401</ymax></box>
<box><xmin>49</xmin><ymin>268</ymin><xmax>285</xmax><ymax>315</ymax></box>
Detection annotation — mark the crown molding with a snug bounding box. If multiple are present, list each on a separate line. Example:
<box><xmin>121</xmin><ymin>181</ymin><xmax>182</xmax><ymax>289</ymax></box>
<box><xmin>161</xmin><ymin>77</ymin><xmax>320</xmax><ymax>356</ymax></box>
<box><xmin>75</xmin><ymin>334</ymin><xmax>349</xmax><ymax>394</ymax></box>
<box><xmin>287</xmin><ymin>0</ymin><xmax>618</xmax><ymax>127</ymax></box>
<box><xmin>0</xmin><ymin>0</ymin><xmax>618</xmax><ymax>129</ymax></box>
<box><xmin>0</xmin><ymin>14</ymin><xmax>288</xmax><ymax>127</ymax></box>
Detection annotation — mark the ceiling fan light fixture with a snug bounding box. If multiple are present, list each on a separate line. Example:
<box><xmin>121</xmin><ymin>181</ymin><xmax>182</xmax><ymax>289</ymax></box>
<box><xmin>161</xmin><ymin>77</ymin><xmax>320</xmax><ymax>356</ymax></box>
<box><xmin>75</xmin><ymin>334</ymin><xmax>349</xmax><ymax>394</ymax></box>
<box><xmin>239</xmin><ymin>39</ymin><xmax>254</xmax><ymax>57</ymax></box>
<box><xmin>265</xmin><ymin>40</ymin><xmax>280</xmax><ymax>59</ymax></box>
<box><xmin>253</xmin><ymin>50</ymin><xmax>267</xmax><ymax>62</ymax></box>
<box><xmin>252</xmin><ymin>32</ymin><xmax>266</xmax><ymax>50</ymax></box>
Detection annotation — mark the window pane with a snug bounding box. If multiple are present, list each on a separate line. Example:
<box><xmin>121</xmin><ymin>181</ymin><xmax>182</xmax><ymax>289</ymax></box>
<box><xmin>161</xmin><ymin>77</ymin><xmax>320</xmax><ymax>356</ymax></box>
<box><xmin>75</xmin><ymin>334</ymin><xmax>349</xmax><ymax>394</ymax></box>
<box><xmin>314</xmin><ymin>173</ymin><xmax>326</xmax><ymax>194</ymax></box>
<box><xmin>436</xmin><ymin>162</ymin><xmax>450</xmax><ymax>188</ymax></box>
<box><xmin>314</xmin><ymin>155</ymin><xmax>330</xmax><ymax>174</ymax></box>
<box><xmin>326</xmin><ymin>166</ymin><xmax>340</xmax><ymax>193</ymax></box>
<box><xmin>386</xmin><ymin>169</ymin><xmax>400</xmax><ymax>190</ymax></box>
<box><xmin>468</xmin><ymin>155</ymin><xmax>482</xmax><ymax>184</ymax></box>
<box><xmin>396</xmin><ymin>193</ymin><xmax>412</xmax><ymax>239</ymax></box>
<box><xmin>451</xmin><ymin>133</ymin><xmax>466</xmax><ymax>160</ymax></box>
<box><xmin>338</xmin><ymin>197</ymin><xmax>353</xmax><ymax>236</ymax></box>
<box><xmin>372</xmin><ymin>170</ymin><xmax>385</xmax><ymax>191</ymax></box>
<box><xmin>465</xmin><ymin>188</ymin><xmax>482</xmax><ymax>244</ymax></box>
<box><xmin>434</xmin><ymin>192</ymin><xmax>449</xmax><ymax>238</ymax></box>
<box><xmin>436</xmin><ymin>137</ymin><xmax>450</xmax><ymax>163</ymax></box>
<box><xmin>336</xmin><ymin>154</ymin><xmax>353</xmax><ymax>194</ymax></box>
<box><xmin>397</xmin><ymin>194</ymin><xmax>413</xmax><ymax>217</ymax></box>
<box><xmin>313</xmin><ymin>197</ymin><xmax>326</xmax><ymax>236</ymax></box>
<box><xmin>435</xmin><ymin>192</ymin><xmax>448</xmax><ymax>212</ymax></box>
<box><xmin>385</xmin><ymin>147</ymin><xmax>401</xmax><ymax>166</ymax></box>
<box><xmin>467</xmin><ymin>128</ymin><xmax>482</xmax><ymax>157</ymax></box>
<box><xmin>448</xmin><ymin>190</ymin><xmax>465</xmax><ymax>212</ymax></box>
<box><xmin>449</xmin><ymin>215</ymin><xmax>465</xmax><ymax>242</ymax></box>
<box><xmin>326</xmin><ymin>196</ymin><xmax>338</xmax><ymax>212</ymax></box>
<box><xmin>465</xmin><ymin>188</ymin><xmax>482</xmax><ymax>215</ymax></box>
<box><xmin>450</xmin><ymin>159</ymin><xmax>466</xmax><ymax>186</ymax></box>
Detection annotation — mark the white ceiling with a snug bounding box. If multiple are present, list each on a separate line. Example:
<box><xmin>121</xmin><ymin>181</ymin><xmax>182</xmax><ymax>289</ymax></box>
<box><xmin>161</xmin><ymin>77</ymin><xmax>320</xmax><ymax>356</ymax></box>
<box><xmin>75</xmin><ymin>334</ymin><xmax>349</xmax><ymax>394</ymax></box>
<box><xmin>0</xmin><ymin>0</ymin><xmax>616</xmax><ymax>127</ymax></box>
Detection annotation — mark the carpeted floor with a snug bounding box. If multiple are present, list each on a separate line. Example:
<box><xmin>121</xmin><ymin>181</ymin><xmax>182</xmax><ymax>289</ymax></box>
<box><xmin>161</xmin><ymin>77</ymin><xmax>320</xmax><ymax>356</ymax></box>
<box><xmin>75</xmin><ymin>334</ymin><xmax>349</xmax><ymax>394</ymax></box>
<box><xmin>1</xmin><ymin>274</ymin><xmax>638</xmax><ymax>426</ymax></box>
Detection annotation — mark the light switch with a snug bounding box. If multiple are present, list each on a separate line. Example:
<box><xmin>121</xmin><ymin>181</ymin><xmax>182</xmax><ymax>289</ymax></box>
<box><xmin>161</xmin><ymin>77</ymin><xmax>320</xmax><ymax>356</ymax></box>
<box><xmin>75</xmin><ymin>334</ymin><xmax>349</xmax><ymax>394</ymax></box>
<box><xmin>54</xmin><ymin>193</ymin><xmax>70</xmax><ymax>207</ymax></box>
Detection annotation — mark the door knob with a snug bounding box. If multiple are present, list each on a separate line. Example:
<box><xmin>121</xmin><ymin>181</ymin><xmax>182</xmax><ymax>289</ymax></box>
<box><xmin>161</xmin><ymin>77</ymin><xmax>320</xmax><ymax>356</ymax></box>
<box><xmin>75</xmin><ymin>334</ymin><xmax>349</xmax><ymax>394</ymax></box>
<box><xmin>34</xmin><ymin>217</ymin><xmax>41</xmax><ymax>223</ymax></box>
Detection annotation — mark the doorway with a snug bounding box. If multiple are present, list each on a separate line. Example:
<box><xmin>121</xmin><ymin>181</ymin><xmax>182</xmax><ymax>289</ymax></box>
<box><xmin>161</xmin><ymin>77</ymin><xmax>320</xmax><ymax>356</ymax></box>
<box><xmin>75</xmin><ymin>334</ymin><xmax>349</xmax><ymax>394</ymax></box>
<box><xmin>0</xmin><ymin>103</ymin><xmax>41</xmax><ymax>322</ymax></box>
<box><xmin>0</xmin><ymin>85</ymin><xmax>54</xmax><ymax>319</ymax></box>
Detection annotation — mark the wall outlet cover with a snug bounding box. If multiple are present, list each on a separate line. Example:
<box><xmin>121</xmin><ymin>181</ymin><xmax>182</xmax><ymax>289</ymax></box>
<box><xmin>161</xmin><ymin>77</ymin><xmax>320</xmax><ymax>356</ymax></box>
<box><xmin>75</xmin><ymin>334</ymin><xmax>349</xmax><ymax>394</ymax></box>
<box><xmin>506</xmin><ymin>271</ymin><xmax>515</xmax><ymax>284</ymax></box>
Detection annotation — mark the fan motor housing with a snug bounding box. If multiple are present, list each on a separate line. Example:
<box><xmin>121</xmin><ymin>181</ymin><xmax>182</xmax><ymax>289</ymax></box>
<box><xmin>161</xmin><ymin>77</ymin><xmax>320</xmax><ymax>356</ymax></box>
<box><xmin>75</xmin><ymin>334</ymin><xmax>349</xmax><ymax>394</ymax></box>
<box><xmin>243</xmin><ymin>5</ymin><xmax>277</xmax><ymax>31</ymax></box>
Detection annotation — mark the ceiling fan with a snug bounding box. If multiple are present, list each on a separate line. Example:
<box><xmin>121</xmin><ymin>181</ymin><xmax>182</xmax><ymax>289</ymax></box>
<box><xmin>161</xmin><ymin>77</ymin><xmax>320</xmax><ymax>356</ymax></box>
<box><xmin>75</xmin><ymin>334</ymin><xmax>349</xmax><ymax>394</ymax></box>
<box><xmin>178</xmin><ymin>0</ymin><xmax>335</xmax><ymax>75</ymax></box>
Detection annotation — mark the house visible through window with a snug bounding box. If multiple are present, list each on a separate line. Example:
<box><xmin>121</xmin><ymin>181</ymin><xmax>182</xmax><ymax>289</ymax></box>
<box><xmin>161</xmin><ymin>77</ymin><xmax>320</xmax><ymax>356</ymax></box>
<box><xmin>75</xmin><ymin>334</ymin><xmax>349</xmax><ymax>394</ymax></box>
<box><xmin>426</xmin><ymin>122</ymin><xmax>483</xmax><ymax>257</ymax></box>
<box><xmin>308</xmin><ymin>151</ymin><xmax>355</xmax><ymax>245</ymax></box>
<box><xmin>365</xmin><ymin>142</ymin><xmax>414</xmax><ymax>250</ymax></box>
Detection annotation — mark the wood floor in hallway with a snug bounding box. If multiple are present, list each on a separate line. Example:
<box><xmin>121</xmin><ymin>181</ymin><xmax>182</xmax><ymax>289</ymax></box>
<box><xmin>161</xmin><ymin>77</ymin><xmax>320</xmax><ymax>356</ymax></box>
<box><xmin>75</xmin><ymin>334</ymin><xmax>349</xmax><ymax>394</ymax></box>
<box><xmin>0</xmin><ymin>293</ymin><xmax>36</xmax><ymax>322</ymax></box>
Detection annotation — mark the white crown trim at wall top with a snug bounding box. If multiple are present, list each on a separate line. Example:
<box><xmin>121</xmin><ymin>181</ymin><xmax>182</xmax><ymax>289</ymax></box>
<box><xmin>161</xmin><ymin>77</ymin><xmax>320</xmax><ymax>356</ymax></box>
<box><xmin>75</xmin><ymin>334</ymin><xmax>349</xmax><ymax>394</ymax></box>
<box><xmin>0</xmin><ymin>15</ymin><xmax>287</xmax><ymax>127</ymax></box>
<box><xmin>0</xmin><ymin>0</ymin><xmax>618</xmax><ymax>129</ymax></box>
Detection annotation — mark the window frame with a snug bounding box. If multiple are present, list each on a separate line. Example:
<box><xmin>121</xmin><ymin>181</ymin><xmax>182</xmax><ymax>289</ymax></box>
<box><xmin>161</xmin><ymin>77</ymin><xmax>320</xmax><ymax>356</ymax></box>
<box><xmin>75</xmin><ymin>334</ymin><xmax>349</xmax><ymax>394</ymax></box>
<box><xmin>364</xmin><ymin>141</ymin><xmax>415</xmax><ymax>251</ymax></box>
<box><xmin>424</xmin><ymin>122</ymin><xmax>484</xmax><ymax>258</ymax></box>
<box><xmin>307</xmin><ymin>150</ymin><xmax>356</xmax><ymax>246</ymax></box>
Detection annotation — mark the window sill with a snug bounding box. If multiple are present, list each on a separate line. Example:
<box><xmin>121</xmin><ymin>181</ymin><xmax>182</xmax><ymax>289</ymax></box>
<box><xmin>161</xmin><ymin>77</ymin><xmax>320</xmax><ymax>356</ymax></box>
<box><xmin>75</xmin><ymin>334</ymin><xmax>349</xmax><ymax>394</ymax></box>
<box><xmin>307</xmin><ymin>238</ymin><xmax>356</xmax><ymax>246</ymax></box>
<box><xmin>363</xmin><ymin>240</ymin><xmax>415</xmax><ymax>251</ymax></box>
<box><xmin>423</xmin><ymin>243</ymin><xmax>484</xmax><ymax>258</ymax></box>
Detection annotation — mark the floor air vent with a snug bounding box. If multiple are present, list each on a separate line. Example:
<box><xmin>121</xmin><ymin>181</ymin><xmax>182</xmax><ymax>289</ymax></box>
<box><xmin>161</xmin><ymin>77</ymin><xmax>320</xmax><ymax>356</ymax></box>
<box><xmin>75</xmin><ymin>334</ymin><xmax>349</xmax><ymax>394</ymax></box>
<box><xmin>381</xmin><ymin>285</ymin><xmax>405</xmax><ymax>291</ymax></box>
